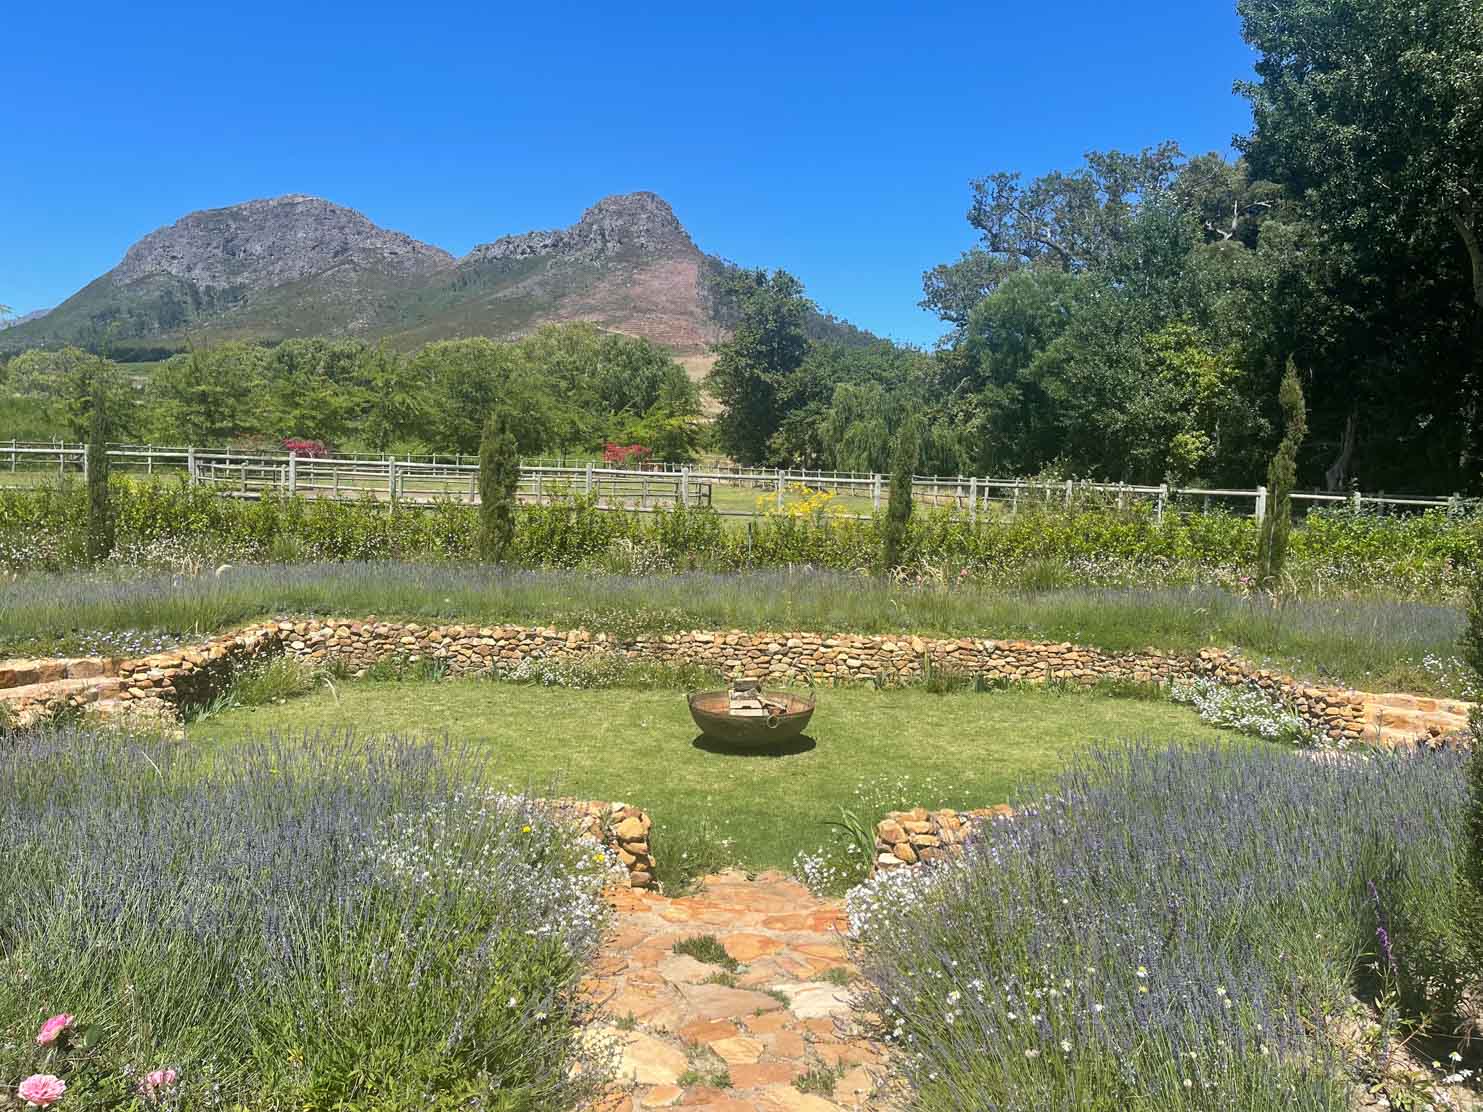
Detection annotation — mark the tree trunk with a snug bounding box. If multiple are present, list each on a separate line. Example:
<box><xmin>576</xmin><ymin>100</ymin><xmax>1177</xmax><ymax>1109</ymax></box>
<box><xmin>1450</xmin><ymin>209</ymin><xmax>1483</xmax><ymax>312</ymax></box>
<box><xmin>1325</xmin><ymin>410</ymin><xmax>1358</xmax><ymax>492</ymax></box>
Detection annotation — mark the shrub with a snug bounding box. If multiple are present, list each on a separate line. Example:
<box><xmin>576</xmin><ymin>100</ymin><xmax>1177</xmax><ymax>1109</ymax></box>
<box><xmin>881</xmin><ymin>414</ymin><xmax>920</xmax><ymax>572</ymax></box>
<box><xmin>847</xmin><ymin>742</ymin><xmax>1470</xmax><ymax>1111</ymax></box>
<box><xmin>0</xmin><ymin>727</ymin><xmax>615</xmax><ymax>1109</ymax></box>
<box><xmin>478</xmin><ymin>410</ymin><xmax>519</xmax><ymax>563</ymax></box>
<box><xmin>1256</xmin><ymin>360</ymin><xmax>1307</xmax><ymax>588</ymax></box>
<box><xmin>6</xmin><ymin>478</ymin><xmax>1483</xmax><ymax>601</ymax></box>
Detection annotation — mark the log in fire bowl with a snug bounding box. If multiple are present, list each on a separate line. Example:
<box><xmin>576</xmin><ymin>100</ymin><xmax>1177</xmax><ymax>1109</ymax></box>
<box><xmin>688</xmin><ymin>680</ymin><xmax>815</xmax><ymax>749</ymax></box>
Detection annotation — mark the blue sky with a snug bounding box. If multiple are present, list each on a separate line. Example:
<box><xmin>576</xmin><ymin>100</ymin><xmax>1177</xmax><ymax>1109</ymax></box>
<box><xmin>2</xmin><ymin>1</ymin><xmax>1256</xmax><ymax>347</ymax></box>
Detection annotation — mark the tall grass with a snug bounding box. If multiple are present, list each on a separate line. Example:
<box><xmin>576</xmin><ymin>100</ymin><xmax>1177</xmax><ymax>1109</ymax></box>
<box><xmin>0</xmin><ymin>727</ymin><xmax>614</xmax><ymax>1110</ymax></box>
<box><xmin>847</xmin><ymin>742</ymin><xmax>1473</xmax><ymax>1110</ymax></box>
<box><xmin>0</xmin><ymin>563</ymin><xmax>1466</xmax><ymax>693</ymax></box>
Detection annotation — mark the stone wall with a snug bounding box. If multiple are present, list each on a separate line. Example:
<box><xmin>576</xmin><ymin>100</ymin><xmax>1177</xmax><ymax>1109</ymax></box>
<box><xmin>557</xmin><ymin>800</ymin><xmax>657</xmax><ymax>888</ymax></box>
<box><xmin>873</xmin><ymin>805</ymin><xmax>1014</xmax><ymax>873</ymax></box>
<box><xmin>1</xmin><ymin>618</ymin><xmax>1471</xmax><ymax>751</ymax></box>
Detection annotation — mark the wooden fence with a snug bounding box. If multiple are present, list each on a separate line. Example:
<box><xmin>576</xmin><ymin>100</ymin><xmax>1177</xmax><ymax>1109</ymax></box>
<box><xmin>1</xmin><ymin>441</ymin><xmax>1475</xmax><ymax>522</ymax></box>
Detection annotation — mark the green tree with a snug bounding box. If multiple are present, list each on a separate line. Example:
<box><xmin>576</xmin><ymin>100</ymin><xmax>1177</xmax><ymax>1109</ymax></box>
<box><xmin>478</xmin><ymin>409</ymin><xmax>520</xmax><ymax>563</ymax></box>
<box><xmin>148</xmin><ymin>343</ymin><xmax>265</xmax><ymax>443</ymax></box>
<box><xmin>705</xmin><ymin>270</ymin><xmax>811</xmax><ymax>465</ymax></box>
<box><xmin>362</xmin><ymin>344</ymin><xmax>427</xmax><ymax>452</ymax></box>
<box><xmin>1237</xmin><ymin>0</ymin><xmax>1483</xmax><ymax>482</ymax></box>
<box><xmin>880</xmin><ymin>413</ymin><xmax>921</xmax><ymax>573</ymax></box>
<box><xmin>1237</xmin><ymin>0</ymin><xmax>1483</xmax><ymax>317</ymax></box>
<box><xmin>83</xmin><ymin>357</ymin><xmax>115</xmax><ymax>564</ymax></box>
<box><xmin>1256</xmin><ymin>359</ymin><xmax>1307</xmax><ymax>588</ymax></box>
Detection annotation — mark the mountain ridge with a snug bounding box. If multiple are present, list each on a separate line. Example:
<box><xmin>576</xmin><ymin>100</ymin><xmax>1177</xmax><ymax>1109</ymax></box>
<box><xmin>1</xmin><ymin>192</ymin><xmax>874</xmax><ymax>362</ymax></box>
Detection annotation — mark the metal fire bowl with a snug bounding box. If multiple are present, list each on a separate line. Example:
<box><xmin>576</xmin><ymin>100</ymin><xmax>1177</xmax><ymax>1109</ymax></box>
<box><xmin>687</xmin><ymin>690</ymin><xmax>816</xmax><ymax>748</ymax></box>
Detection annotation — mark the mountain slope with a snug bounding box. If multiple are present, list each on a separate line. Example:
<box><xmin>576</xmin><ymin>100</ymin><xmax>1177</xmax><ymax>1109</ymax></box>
<box><xmin>2</xmin><ymin>192</ymin><xmax>875</xmax><ymax>360</ymax></box>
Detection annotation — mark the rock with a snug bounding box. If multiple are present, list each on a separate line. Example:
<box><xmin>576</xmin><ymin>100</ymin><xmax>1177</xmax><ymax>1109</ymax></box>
<box><xmin>614</xmin><ymin>816</ymin><xmax>647</xmax><ymax>841</ymax></box>
<box><xmin>612</xmin><ymin>1031</ymin><xmax>688</xmax><ymax>1086</ymax></box>
<box><xmin>655</xmin><ymin>954</ymin><xmax>717</xmax><ymax>985</ymax></box>
<box><xmin>675</xmin><ymin>983</ymin><xmax>786</xmax><ymax>1022</ymax></box>
<box><xmin>778</xmin><ymin>982</ymin><xmax>850</xmax><ymax>1020</ymax></box>
<box><xmin>708</xmin><ymin>1035</ymin><xmax>765</xmax><ymax>1065</ymax></box>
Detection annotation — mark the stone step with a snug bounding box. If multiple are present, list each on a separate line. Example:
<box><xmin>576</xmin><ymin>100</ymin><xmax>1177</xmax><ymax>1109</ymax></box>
<box><xmin>1359</xmin><ymin>703</ymin><xmax>1469</xmax><ymax>735</ymax></box>
<box><xmin>0</xmin><ymin>676</ymin><xmax>126</xmax><ymax>707</ymax></box>
<box><xmin>0</xmin><ymin>657</ymin><xmax>118</xmax><ymax>692</ymax></box>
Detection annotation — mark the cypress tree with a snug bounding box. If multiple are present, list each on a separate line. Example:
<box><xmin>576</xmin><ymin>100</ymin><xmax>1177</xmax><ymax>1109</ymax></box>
<box><xmin>84</xmin><ymin>360</ymin><xmax>115</xmax><ymax>565</ymax></box>
<box><xmin>1256</xmin><ymin>359</ymin><xmax>1307</xmax><ymax>589</ymax></box>
<box><xmin>881</xmin><ymin>413</ymin><xmax>921</xmax><ymax>573</ymax></box>
<box><xmin>478</xmin><ymin>408</ymin><xmax>520</xmax><ymax>563</ymax></box>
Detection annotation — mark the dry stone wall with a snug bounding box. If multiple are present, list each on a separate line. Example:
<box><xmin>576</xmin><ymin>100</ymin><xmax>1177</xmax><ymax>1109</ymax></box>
<box><xmin>873</xmin><ymin>806</ymin><xmax>1015</xmax><ymax>873</ymax></box>
<box><xmin>4</xmin><ymin>617</ymin><xmax>1474</xmax><ymax>889</ymax></box>
<box><xmin>1</xmin><ymin>618</ymin><xmax>1471</xmax><ymax>749</ymax></box>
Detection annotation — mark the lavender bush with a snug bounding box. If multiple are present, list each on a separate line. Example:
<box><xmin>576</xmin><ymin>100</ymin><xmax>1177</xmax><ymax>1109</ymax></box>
<box><xmin>0</xmin><ymin>727</ymin><xmax>615</xmax><ymax>1110</ymax></box>
<box><xmin>0</xmin><ymin>563</ymin><xmax>1468</xmax><ymax>696</ymax></box>
<box><xmin>847</xmin><ymin>743</ymin><xmax>1473</xmax><ymax>1110</ymax></box>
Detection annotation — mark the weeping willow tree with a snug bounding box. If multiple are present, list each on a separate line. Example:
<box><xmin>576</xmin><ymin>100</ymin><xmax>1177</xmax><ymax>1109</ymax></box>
<box><xmin>821</xmin><ymin>383</ymin><xmax>892</xmax><ymax>472</ymax></box>
<box><xmin>1255</xmin><ymin>359</ymin><xmax>1307</xmax><ymax>588</ymax></box>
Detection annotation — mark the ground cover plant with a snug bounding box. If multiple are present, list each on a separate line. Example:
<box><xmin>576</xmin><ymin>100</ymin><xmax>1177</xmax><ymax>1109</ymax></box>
<box><xmin>0</xmin><ymin>727</ymin><xmax>616</xmax><ymax>1111</ymax></box>
<box><xmin>847</xmin><ymin>742</ymin><xmax>1477</xmax><ymax>1111</ymax></box>
<box><xmin>1</xmin><ymin>562</ymin><xmax>1469</xmax><ymax>696</ymax></box>
<box><xmin>3</xmin><ymin>480</ymin><xmax>1482</xmax><ymax>600</ymax></box>
<box><xmin>183</xmin><ymin>678</ymin><xmax>1246</xmax><ymax>874</ymax></box>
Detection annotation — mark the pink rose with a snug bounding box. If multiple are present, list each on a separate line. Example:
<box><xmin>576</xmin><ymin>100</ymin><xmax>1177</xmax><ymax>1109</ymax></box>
<box><xmin>140</xmin><ymin>1067</ymin><xmax>178</xmax><ymax>1098</ymax></box>
<box><xmin>34</xmin><ymin>1014</ymin><xmax>74</xmax><ymax>1046</ymax></box>
<box><xmin>17</xmin><ymin>1074</ymin><xmax>66</xmax><ymax>1107</ymax></box>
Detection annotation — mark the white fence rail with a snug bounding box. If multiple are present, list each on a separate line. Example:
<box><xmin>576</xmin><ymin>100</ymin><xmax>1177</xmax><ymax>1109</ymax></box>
<box><xmin>1</xmin><ymin>441</ymin><xmax>1475</xmax><ymax>522</ymax></box>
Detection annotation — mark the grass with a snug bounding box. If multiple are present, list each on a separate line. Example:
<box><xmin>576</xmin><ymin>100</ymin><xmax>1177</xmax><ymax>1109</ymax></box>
<box><xmin>185</xmin><ymin>679</ymin><xmax>1247</xmax><ymax>869</ymax></box>
<box><xmin>673</xmin><ymin>935</ymin><xmax>740</xmax><ymax>971</ymax></box>
<box><xmin>1</xmin><ymin>563</ymin><xmax>1470</xmax><ymax>694</ymax></box>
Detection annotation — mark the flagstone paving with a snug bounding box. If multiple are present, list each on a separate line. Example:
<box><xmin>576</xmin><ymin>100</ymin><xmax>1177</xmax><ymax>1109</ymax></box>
<box><xmin>585</xmin><ymin>871</ymin><xmax>897</xmax><ymax>1111</ymax></box>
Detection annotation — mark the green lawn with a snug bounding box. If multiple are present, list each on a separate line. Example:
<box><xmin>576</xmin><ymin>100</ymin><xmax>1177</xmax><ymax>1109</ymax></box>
<box><xmin>187</xmin><ymin>680</ymin><xmax>1246</xmax><ymax>870</ymax></box>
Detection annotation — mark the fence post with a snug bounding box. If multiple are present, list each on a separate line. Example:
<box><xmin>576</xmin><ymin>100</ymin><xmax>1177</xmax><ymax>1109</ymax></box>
<box><xmin>535</xmin><ymin>470</ymin><xmax>543</xmax><ymax>504</ymax></box>
<box><xmin>968</xmin><ymin>476</ymin><xmax>978</xmax><ymax>525</ymax></box>
<box><xmin>1350</xmin><ymin>488</ymin><xmax>1362</xmax><ymax>512</ymax></box>
<box><xmin>1156</xmin><ymin>483</ymin><xmax>1167</xmax><ymax>525</ymax></box>
<box><xmin>187</xmin><ymin>446</ymin><xmax>196</xmax><ymax>484</ymax></box>
<box><xmin>776</xmin><ymin>469</ymin><xmax>784</xmax><ymax>511</ymax></box>
<box><xmin>585</xmin><ymin>463</ymin><xmax>593</xmax><ymax>497</ymax></box>
<box><xmin>872</xmin><ymin>473</ymin><xmax>882</xmax><ymax>512</ymax></box>
<box><xmin>81</xmin><ymin>442</ymin><xmax>88</xmax><ymax>481</ymax></box>
<box><xmin>680</xmin><ymin>466</ymin><xmax>690</xmax><ymax>507</ymax></box>
<box><xmin>468</xmin><ymin>471</ymin><xmax>476</xmax><ymax>503</ymax></box>
<box><xmin>1254</xmin><ymin>485</ymin><xmax>1267</xmax><ymax>522</ymax></box>
<box><xmin>287</xmin><ymin>451</ymin><xmax>297</xmax><ymax>495</ymax></box>
<box><xmin>388</xmin><ymin>459</ymin><xmax>397</xmax><ymax>508</ymax></box>
<box><xmin>1064</xmin><ymin>479</ymin><xmax>1073</xmax><ymax>508</ymax></box>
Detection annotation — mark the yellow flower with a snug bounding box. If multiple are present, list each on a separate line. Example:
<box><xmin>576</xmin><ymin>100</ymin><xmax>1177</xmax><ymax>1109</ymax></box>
<box><xmin>521</xmin><ymin>824</ymin><xmax>532</xmax><ymax>834</ymax></box>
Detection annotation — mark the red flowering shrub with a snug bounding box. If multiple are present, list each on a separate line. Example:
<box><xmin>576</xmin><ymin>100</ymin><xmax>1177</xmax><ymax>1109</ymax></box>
<box><xmin>281</xmin><ymin>438</ymin><xmax>329</xmax><ymax>458</ymax></box>
<box><xmin>602</xmin><ymin>443</ymin><xmax>652</xmax><ymax>466</ymax></box>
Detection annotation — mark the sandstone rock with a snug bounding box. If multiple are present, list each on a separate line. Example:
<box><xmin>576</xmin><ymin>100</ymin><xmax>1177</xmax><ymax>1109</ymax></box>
<box><xmin>613</xmin><ymin>1031</ymin><xmax>688</xmax><ymax>1086</ymax></box>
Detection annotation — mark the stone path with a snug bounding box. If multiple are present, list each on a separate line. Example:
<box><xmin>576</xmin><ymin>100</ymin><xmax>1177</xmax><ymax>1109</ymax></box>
<box><xmin>584</xmin><ymin>871</ymin><xmax>894</xmax><ymax>1111</ymax></box>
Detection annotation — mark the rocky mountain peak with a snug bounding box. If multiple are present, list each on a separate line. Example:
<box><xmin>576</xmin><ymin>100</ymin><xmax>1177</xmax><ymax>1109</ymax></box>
<box><xmin>113</xmin><ymin>194</ymin><xmax>454</xmax><ymax>291</ymax></box>
<box><xmin>463</xmin><ymin>191</ymin><xmax>696</xmax><ymax>266</ymax></box>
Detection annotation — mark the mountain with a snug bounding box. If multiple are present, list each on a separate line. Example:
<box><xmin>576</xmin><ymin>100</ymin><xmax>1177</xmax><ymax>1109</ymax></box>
<box><xmin>0</xmin><ymin>192</ymin><xmax>874</xmax><ymax>367</ymax></box>
<box><xmin>0</xmin><ymin>308</ymin><xmax>51</xmax><ymax>330</ymax></box>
